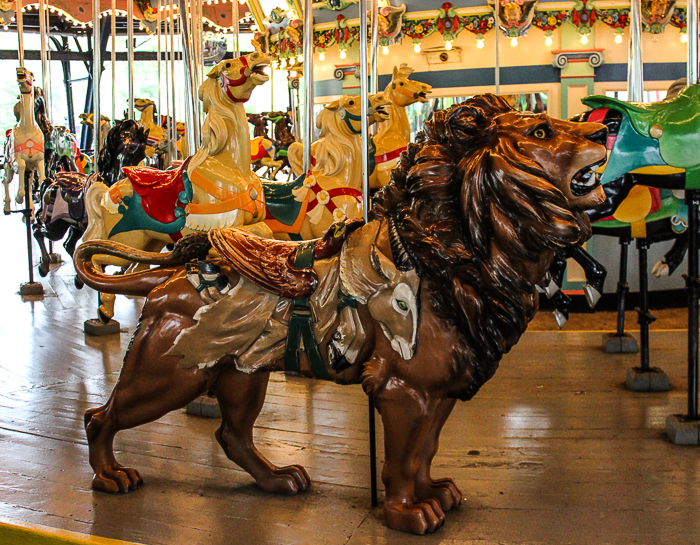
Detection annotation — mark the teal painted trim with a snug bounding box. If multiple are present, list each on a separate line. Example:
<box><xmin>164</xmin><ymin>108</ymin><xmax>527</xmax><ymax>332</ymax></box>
<box><xmin>109</xmin><ymin>192</ymin><xmax>186</xmax><ymax>238</ymax></box>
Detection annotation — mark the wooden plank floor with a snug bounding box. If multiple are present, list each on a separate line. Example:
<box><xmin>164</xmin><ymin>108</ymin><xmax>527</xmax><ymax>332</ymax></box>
<box><xmin>2</xmin><ymin>214</ymin><xmax>700</xmax><ymax>544</ymax></box>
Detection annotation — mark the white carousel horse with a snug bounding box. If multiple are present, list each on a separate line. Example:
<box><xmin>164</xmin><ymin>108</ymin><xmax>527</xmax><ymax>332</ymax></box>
<box><xmin>264</xmin><ymin>93</ymin><xmax>391</xmax><ymax>241</ymax></box>
<box><xmin>82</xmin><ymin>52</ymin><xmax>272</xmax><ymax>321</ymax></box>
<box><xmin>2</xmin><ymin>68</ymin><xmax>46</xmax><ymax>217</ymax></box>
<box><xmin>370</xmin><ymin>64</ymin><xmax>432</xmax><ymax>189</ymax></box>
<box><xmin>80</xmin><ymin>113</ymin><xmax>111</xmax><ymax>150</ymax></box>
<box><xmin>134</xmin><ymin>98</ymin><xmax>166</xmax><ymax>158</ymax></box>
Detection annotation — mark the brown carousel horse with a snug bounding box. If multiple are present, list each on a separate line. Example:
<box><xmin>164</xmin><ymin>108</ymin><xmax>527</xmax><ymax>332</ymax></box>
<box><xmin>73</xmin><ymin>95</ymin><xmax>607</xmax><ymax>534</ymax></box>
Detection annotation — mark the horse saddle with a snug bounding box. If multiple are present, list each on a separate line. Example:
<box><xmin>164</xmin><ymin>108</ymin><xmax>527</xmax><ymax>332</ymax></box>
<box><xmin>53</xmin><ymin>172</ymin><xmax>90</xmax><ymax>222</ymax></box>
<box><xmin>121</xmin><ymin>158</ymin><xmax>190</xmax><ymax>225</ymax></box>
<box><xmin>209</xmin><ymin>218</ymin><xmax>364</xmax><ymax>300</ymax></box>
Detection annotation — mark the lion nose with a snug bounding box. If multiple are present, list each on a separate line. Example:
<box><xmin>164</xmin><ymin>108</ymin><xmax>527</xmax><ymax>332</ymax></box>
<box><xmin>586</xmin><ymin>127</ymin><xmax>608</xmax><ymax>146</ymax></box>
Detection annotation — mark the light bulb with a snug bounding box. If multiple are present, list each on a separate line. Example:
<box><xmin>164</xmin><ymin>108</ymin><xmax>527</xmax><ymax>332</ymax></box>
<box><xmin>319</xmin><ymin>51</ymin><xmax>325</xmax><ymax>61</ymax></box>
<box><xmin>280</xmin><ymin>58</ymin><xmax>287</xmax><ymax>67</ymax></box>
<box><xmin>297</xmin><ymin>53</ymin><xmax>303</xmax><ymax>62</ymax></box>
<box><xmin>340</xmin><ymin>49</ymin><xmax>347</xmax><ymax>59</ymax></box>
<box><xmin>272</xmin><ymin>60</ymin><xmax>278</xmax><ymax>69</ymax></box>
<box><xmin>476</xmin><ymin>39</ymin><xmax>484</xmax><ymax>49</ymax></box>
<box><xmin>382</xmin><ymin>45</ymin><xmax>389</xmax><ymax>55</ymax></box>
<box><xmin>263</xmin><ymin>66</ymin><xmax>271</xmax><ymax>75</ymax></box>
<box><xmin>445</xmin><ymin>40</ymin><xmax>452</xmax><ymax>51</ymax></box>
<box><xmin>615</xmin><ymin>34</ymin><xmax>622</xmax><ymax>44</ymax></box>
<box><xmin>681</xmin><ymin>32</ymin><xmax>688</xmax><ymax>43</ymax></box>
<box><xmin>414</xmin><ymin>42</ymin><xmax>421</xmax><ymax>53</ymax></box>
<box><xmin>545</xmin><ymin>36</ymin><xmax>553</xmax><ymax>46</ymax></box>
<box><xmin>580</xmin><ymin>34</ymin><xmax>588</xmax><ymax>45</ymax></box>
<box><xmin>290</xmin><ymin>70</ymin><xmax>297</xmax><ymax>77</ymax></box>
<box><xmin>510</xmin><ymin>37</ymin><xmax>518</xmax><ymax>47</ymax></box>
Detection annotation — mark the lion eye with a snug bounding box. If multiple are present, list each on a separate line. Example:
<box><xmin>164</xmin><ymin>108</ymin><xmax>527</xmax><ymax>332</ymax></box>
<box><xmin>397</xmin><ymin>300</ymin><xmax>408</xmax><ymax>311</ymax></box>
<box><xmin>532</xmin><ymin>126</ymin><xmax>550</xmax><ymax>139</ymax></box>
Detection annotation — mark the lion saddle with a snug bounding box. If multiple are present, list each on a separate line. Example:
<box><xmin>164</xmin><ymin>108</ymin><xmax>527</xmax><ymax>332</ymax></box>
<box><xmin>168</xmin><ymin>218</ymin><xmax>421</xmax><ymax>378</ymax></box>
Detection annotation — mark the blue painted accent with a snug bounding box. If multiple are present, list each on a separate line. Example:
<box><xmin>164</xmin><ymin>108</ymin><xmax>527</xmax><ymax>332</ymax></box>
<box><xmin>316</xmin><ymin>62</ymin><xmax>686</xmax><ymax>96</ymax></box>
<box><xmin>109</xmin><ymin>192</ymin><xmax>187</xmax><ymax>238</ymax></box>
<box><xmin>596</xmin><ymin>62</ymin><xmax>685</xmax><ymax>83</ymax></box>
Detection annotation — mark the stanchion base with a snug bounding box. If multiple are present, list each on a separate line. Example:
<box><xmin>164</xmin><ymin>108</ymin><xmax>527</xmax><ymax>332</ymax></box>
<box><xmin>186</xmin><ymin>395</ymin><xmax>221</xmax><ymax>418</ymax></box>
<box><xmin>666</xmin><ymin>414</ymin><xmax>700</xmax><ymax>445</ymax></box>
<box><xmin>84</xmin><ymin>318</ymin><xmax>121</xmax><ymax>336</ymax></box>
<box><xmin>625</xmin><ymin>366</ymin><xmax>670</xmax><ymax>392</ymax></box>
<box><xmin>603</xmin><ymin>333</ymin><xmax>638</xmax><ymax>353</ymax></box>
<box><xmin>49</xmin><ymin>253</ymin><xmax>62</xmax><ymax>264</ymax></box>
<box><xmin>19</xmin><ymin>282</ymin><xmax>44</xmax><ymax>296</ymax></box>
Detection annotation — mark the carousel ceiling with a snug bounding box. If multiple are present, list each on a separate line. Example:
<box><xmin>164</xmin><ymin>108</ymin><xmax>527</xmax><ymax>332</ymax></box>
<box><xmin>0</xmin><ymin>0</ymin><xmax>689</xmax><ymax>56</ymax></box>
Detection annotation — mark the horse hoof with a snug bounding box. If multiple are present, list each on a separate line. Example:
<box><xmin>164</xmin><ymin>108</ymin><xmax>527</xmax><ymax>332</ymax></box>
<box><xmin>49</xmin><ymin>253</ymin><xmax>62</xmax><ymax>264</ymax></box>
<box><xmin>38</xmin><ymin>262</ymin><xmax>50</xmax><ymax>277</ymax></box>
<box><xmin>75</xmin><ymin>276</ymin><xmax>84</xmax><ymax>290</ymax></box>
<box><xmin>98</xmin><ymin>306</ymin><xmax>113</xmax><ymax>324</ymax></box>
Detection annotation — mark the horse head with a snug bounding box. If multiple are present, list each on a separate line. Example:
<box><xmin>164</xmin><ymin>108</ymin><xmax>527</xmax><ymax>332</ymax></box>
<box><xmin>135</xmin><ymin>98</ymin><xmax>157</xmax><ymax>117</ymax></box>
<box><xmin>16</xmin><ymin>67</ymin><xmax>35</xmax><ymax>96</ymax></box>
<box><xmin>340</xmin><ymin>221</ymin><xmax>420</xmax><ymax>360</ymax></box>
<box><xmin>321</xmin><ymin>93</ymin><xmax>391</xmax><ymax>136</ymax></box>
<box><xmin>386</xmin><ymin>64</ymin><xmax>432</xmax><ymax>107</ymax></box>
<box><xmin>204</xmin><ymin>52</ymin><xmax>270</xmax><ymax>104</ymax></box>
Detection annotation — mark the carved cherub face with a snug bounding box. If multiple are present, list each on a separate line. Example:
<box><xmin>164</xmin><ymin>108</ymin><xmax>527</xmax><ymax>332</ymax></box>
<box><xmin>503</xmin><ymin>2</ymin><xmax>522</xmax><ymax>25</ymax></box>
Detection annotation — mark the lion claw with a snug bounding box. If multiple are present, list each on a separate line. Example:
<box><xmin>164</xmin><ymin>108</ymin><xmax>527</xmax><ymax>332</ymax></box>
<box><xmin>92</xmin><ymin>464</ymin><xmax>143</xmax><ymax>494</ymax></box>
<box><xmin>384</xmin><ymin>499</ymin><xmax>446</xmax><ymax>534</ymax></box>
<box><xmin>257</xmin><ymin>465</ymin><xmax>311</xmax><ymax>494</ymax></box>
<box><xmin>416</xmin><ymin>477</ymin><xmax>463</xmax><ymax>512</ymax></box>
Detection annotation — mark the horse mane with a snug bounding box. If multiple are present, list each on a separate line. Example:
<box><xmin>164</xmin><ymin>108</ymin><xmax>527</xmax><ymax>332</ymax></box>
<box><xmin>189</xmin><ymin>76</ymin><xmax>247</xmax><ymax>173</ymax></box>
<box><xmin>371</xmin><ymin>94</ymin><xmax>589</xmax><ymax>400</ymax></box>
<box><xmin>311</xmin><ymin>107</ymin><xmax>358</xmax><ymax>177</ymax></box>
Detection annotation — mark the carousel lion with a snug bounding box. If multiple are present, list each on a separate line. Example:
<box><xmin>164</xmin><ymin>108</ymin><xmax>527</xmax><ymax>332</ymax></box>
<box><xmin>73</xmin><ymin>95</ymin><xmax>607</xmax><ymax>534</ymax></box>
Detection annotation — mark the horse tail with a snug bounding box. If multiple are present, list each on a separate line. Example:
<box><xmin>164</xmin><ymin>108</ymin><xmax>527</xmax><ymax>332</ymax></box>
<box><xmin>288</xmin><ymin>142</ymin><xmax>304</xmax><ymax>178</ymax></box>
<box><xmin>74</xmin><ymin>233</ymin><xmax>212</xmax><ymax>296</ymax></box>
<box><xmin>83</xmin><ymin>181</ymin><xmax>109</xmax><ymax>242</ymax></box>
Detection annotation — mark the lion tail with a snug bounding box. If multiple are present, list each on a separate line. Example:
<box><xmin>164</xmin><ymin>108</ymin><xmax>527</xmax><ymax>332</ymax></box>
<box><xmin>73</xmin><ymin>233</ymin><xmax>212</xmax><ymax>296</ymax></box>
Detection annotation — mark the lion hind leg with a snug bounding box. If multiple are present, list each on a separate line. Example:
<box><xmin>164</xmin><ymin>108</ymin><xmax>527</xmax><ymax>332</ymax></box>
<box><xmin>85</xmin><ymin>309</ymin><xmax>212</xmax><ymax>494</ymax></box>
<box><xmin>212</xmin><ymin>366</ymin><xmax>310</xmax><ymax>494</ymax></box>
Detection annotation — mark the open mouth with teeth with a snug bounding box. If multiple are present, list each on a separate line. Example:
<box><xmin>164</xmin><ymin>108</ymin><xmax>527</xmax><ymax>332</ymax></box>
<box><xmin>416</xmin><ymin>91</ymin><xmax>429</xmax><ymax>102</ymax></box>
<box><xmin>374</xmin><ymin>105</ymin><xmax>390</xmax><ymax>120</ymax></box>
<box><xmin>250</xmin><ymin>62</ymin><xmax>270</xmax><ymax>83</ymax></box>
<box><xmin>571</xmin><ymin>158</ymin><xmax>606</xmax><ymax>196</ymax></box>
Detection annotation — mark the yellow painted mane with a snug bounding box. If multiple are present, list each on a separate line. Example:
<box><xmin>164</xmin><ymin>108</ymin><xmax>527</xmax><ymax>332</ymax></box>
<box><xmin>189</xmin><ymin>75</ymin><xmax>249</xmax><ymax>172</ymax></box>
<box><xmin>311</xmin><ymin>106</ymin><xmax>357</xmax><ymax>178</ymax></box>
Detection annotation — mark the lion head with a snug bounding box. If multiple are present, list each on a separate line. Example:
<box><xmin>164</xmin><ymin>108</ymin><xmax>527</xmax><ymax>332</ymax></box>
<box><xmin>372</xmin><ymin>94</ymin><xmax>607</xmax><ymax>399</ymax></box>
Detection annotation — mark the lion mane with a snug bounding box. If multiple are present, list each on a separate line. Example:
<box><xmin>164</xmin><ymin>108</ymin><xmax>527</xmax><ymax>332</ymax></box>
<box><xmin>371</xmin><ymin>94</ymin><xmax>592</xmax><ymax>400</ymax></box>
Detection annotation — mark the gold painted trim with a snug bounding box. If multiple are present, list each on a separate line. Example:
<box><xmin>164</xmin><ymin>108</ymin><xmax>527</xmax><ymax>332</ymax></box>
<box><xmin>247</xmin><ymin>0</ymin><xmax>267</xmax><ymax>31</ymax></box>
<box><xmin>0</xmin><ymin>517</ymin><xmax>145</xmax><ymax>545</ymax></box>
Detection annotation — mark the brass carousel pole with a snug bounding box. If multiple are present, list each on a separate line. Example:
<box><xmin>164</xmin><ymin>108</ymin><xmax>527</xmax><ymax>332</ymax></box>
<box><xmin>233</xmin><ymin>0</ymin><xmax>240</xmax><ymax>57</ymax></box>
<box><xmin>111</xmin><ymin>0</ymin><xmax>116</xmax><ymax>123</ymax></box>
<box><xmin>494</xmin><ymin>0</ymin><xmax>500</xmax><ymax>94</ymax></box>
<box><xmin>302</xmin><ymin>0</ymin><xmax>313</xmax><ymax>174</ymax></box>
<box><xmin>127</xmin><ymin>0</ymin><xmax>134</xmax><ymax>120</ymax></box>
<box><xmin>39</xmin><ymin>0</ymin><xmax>49</xmax><ymax>114</ymax></box>
<box><xmin>686</xmin><ymin>0</ymin><xmax>700</xmax><ymax>420</ymax></box>
<box><xmin>15</xmin><ymin>0</ymin><xmax>43</xmax><ymax>296</ymax></box>
<box><xmin>157</xmin><ymin>0</ymin><xmax>162</xmax><ymax>145</ymax></box>
<box><xmin>179</xmin><ymin>0</ymin><xmax>202</xmax><ymax>153</ymax></box>
<box><xmin>169</xmin><ymin>2</ymin><xmax>177</xmax><ymax>160</ymax></box>
<box><xmin>93</xmin><ymin>0</ymin><xmax>101</xmax><ymax>173</ymax></box>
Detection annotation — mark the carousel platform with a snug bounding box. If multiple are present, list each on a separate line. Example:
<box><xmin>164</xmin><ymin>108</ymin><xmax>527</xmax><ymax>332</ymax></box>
<box><xmin>1</xmin><ymin>214</ymin><xmax>700</xmax><ymax>545</ymax></box>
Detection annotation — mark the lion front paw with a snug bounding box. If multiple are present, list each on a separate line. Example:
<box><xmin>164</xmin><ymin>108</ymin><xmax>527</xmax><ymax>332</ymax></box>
<box><xmin>415</xmin><ymin>477</ymin><xmax>462</xmax><ymax>512</ymax></box>
<box><xmin>92</xmin><ymin>464</ymin><xmax>143</xmax><ymax>494</ymax></box>
<box><xmin>256</xmin><ymin>464</ymin><xmax>310</xmax><ymax>494</ymax></box>
<box><xmin>384</xmin><ymin>499</ymin><xmax>445</xmax><ymax>534</ymax></box>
